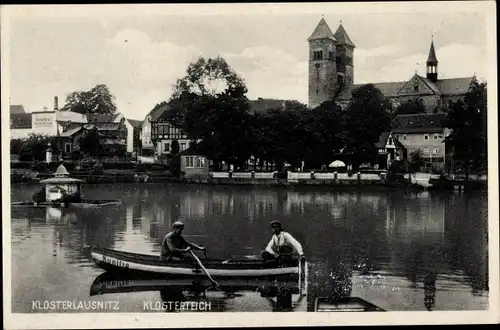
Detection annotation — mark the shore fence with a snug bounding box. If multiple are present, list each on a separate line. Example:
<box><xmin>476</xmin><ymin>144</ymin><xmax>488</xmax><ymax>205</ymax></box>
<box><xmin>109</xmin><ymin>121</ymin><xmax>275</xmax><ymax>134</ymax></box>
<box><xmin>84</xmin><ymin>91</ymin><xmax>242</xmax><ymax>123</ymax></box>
<box><xmin>209</xmin><ymin>171</ymin><xmax>386</xmax><ymax>181</ymax></box>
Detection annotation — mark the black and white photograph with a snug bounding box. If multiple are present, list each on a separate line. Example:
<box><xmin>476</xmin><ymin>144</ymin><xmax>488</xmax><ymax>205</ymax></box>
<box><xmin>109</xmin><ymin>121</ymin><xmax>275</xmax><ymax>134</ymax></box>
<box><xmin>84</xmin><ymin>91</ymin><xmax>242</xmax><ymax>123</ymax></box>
<box><xmin>2</xmin><ymin>2</ymin><xmax>498</xmax><ymax>328</ymax></box>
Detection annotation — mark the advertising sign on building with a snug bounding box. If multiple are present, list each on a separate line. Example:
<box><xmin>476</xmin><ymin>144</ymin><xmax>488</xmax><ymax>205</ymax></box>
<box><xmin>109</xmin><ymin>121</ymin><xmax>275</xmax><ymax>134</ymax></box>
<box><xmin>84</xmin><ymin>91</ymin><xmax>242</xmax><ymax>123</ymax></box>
<box><xmin>32</xmin><ymin>113</ymin><xmax>55</xmax><ymax>128</ymax></box>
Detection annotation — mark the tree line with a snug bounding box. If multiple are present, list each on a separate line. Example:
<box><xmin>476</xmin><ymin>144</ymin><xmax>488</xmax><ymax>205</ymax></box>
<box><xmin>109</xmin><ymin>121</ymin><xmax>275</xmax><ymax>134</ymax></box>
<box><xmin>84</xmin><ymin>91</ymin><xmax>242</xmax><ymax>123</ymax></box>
<box><xmin>159</xmin><ymin>56</ymin><xmax>487</xmax><ymax>174</ymax></box>
<box><xmin>11</xmin><ymin>56</ymin><xmax>487</xmax><ymax>178</ymax></box>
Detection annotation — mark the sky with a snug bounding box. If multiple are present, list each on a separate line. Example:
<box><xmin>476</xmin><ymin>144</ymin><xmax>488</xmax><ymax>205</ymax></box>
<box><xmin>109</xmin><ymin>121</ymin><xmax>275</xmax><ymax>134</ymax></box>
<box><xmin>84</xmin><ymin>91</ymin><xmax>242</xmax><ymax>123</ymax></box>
<box><xmin>3</xmin><ymin>2</ymin><xmax>493</xmax><ymax>121</ymax></box>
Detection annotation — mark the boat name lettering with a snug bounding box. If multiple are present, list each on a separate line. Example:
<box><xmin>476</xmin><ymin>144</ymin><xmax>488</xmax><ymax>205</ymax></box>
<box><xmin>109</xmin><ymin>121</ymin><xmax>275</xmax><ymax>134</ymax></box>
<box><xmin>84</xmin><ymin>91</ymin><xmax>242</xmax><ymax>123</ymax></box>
<box><xmin>104</xmin><ymin>280</ymin><xmax>130</xmax><ymax>288</ymax></box>
<box><xmin>102</xmin><ymin>256</ymin><xmax>129</xmax><ymax>268</ymax></box>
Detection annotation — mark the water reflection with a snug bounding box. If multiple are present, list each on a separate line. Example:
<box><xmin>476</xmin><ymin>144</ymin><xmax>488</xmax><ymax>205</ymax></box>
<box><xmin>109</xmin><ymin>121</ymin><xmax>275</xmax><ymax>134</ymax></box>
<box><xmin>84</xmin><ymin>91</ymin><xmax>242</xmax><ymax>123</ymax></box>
<box><xmin>10</xmin><ymin>183</ymin><xmax>488</xmax><ymax>312</ymax></box>
<box><xmin>90</xmin><ymin>272</ymin><xmax>303</xmax><ymax>312</ymax></box>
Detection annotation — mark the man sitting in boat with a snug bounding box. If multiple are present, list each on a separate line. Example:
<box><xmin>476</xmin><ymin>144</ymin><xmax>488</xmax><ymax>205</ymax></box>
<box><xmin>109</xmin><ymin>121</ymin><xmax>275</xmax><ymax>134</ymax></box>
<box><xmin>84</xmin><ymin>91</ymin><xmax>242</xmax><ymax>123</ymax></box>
<box><xmin>161</xmin><ymin>221</ymin><xmax>206</xmax><ymax>263</ymax></box>
<box><xmin>262</xmin><ymin>221</ymin><xmax>305</xmax><ymax>262</ymax></box>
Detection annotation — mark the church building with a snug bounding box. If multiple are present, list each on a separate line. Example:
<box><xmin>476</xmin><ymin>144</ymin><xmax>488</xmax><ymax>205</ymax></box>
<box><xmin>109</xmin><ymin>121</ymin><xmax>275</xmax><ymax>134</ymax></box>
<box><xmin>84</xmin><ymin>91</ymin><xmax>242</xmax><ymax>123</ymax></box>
<box><xmin>308</xmin><ymin>18</ymin><xmax>476</xmax><ymax>112</ymax></box>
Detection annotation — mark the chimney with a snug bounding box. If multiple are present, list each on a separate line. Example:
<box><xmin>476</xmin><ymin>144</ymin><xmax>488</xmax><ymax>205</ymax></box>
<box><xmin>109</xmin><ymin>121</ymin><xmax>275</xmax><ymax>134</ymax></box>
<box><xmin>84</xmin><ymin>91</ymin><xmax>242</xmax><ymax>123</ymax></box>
<box><xmin>54</xmin><ymin>96</ymin><xmax>59</xmax><ymax>111</ymax></box>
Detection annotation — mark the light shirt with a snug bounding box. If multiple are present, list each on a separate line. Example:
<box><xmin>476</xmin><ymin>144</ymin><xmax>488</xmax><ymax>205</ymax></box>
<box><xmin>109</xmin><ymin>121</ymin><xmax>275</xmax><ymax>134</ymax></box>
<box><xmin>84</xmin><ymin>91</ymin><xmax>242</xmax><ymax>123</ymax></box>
<box><xmin>265</xmin><ymin>231</ymin><xmax>304</xmax><ymax>257</ymax></box>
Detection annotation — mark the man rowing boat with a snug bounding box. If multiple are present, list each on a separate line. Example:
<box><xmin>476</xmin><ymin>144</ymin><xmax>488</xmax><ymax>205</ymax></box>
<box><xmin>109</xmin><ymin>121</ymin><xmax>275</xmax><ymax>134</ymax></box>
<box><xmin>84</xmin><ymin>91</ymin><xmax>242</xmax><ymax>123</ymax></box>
<box><xmin>160</xmin><ymin>221</ymin><xmax>206</xmax><ymax>262</ymax></box>
<box><xmin>262</xmin><ymin>221</ymin><xmax>305</xmax><ymax>262</ymax></box>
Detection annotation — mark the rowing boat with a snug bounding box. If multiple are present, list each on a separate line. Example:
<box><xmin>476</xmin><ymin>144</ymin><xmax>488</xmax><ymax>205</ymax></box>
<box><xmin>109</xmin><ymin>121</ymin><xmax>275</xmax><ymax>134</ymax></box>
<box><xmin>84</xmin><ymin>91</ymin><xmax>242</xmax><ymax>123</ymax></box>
<box><xmin>91</xmin><ymin>247</ymin><xmax>301</xmax><ymax>277</ymax></box>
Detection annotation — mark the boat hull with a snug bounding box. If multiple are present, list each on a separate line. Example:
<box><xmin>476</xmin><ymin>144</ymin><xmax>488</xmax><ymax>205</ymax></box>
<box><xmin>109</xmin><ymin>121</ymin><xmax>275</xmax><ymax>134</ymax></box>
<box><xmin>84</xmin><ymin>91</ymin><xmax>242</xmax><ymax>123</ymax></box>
<box><xmin>91</xmin><ymin>247</ymin><xmax>300</xmax><ymax>278</ymax></box>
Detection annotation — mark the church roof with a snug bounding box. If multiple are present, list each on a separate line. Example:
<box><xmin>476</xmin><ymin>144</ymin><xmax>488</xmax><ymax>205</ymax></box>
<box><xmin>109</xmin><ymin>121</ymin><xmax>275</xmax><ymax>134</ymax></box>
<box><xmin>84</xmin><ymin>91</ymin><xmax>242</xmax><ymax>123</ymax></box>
<box><xmin>336</xmin><ymin>82</ymin><xmax>407</xmax><ymax>100</ymax></box>
<box><xmin>419</xmin><ymin>76</ymin><xmax>442</xmax><ymax>94</ymax></box>
<box><xmin>427</xmin><ymin>40</ymin><xmax>438</xmax><ymax>64</ymax></box>
<box><xmin>248</xmin><ymin>98</ymin><xmax>286</xmax><ymax>114</ymax></box>
<box><xmin>435</xmin><ymin>77</ymin><xmax>474</xmax><ymax>96</ymax></box>
<box><xmin>334</xmin><ymin>24</ymin><xmax>355</xmax><ymax>47</ymax></box>
<box><xmin>308</xmin><ymin>18</ymin><xmax>337</xmax><ymax>42</ymax></box>
<box><xmin>336</xmin><ymin>76</ymin><xmax>474</xmax><ymax>101</ymax></box>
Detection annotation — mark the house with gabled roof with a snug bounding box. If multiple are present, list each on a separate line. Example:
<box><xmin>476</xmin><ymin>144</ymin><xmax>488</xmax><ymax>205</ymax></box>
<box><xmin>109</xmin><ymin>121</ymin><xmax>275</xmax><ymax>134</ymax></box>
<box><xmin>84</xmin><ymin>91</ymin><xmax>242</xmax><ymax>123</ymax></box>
<box><xmin>375</xmin><ymin>131</ymin><xmax>407</xmax><ymax>170</ymax></box>
<box><xmin>390</xmin><ymin>113</ymin><xmax>452</xmax><ymax>172</ymax></box>
<box><xmin>308</xmin><ymin>18</ymin><xmax>476</xmax><ymax>113</ymax></box>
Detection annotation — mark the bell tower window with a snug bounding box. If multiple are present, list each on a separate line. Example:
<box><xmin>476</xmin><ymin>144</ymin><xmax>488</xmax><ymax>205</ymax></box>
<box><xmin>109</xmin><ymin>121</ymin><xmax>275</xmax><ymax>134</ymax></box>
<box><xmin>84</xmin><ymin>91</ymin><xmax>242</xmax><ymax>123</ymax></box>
<box><xmin>313</xmin><ymin>51</ymin><xmax>323</xmax><ymax>60</ymax></box>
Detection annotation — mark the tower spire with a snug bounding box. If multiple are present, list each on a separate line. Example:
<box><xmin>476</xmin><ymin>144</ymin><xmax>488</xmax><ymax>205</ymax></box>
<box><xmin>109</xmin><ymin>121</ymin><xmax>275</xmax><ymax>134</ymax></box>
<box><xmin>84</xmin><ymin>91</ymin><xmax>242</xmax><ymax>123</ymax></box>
<box><xmin>426</xmin><ymin>37</ymin><xmax>438</xmax><ymax>82</ymax></box>
<box><xmin>308</xmin><ymin>17</ymin><xmax>337</xmax><ymax>42</ymax></box>
<box><xmin>427</xmin><ymin>38</ymin><xmax>438</xmax><ymax>65</ymax></box>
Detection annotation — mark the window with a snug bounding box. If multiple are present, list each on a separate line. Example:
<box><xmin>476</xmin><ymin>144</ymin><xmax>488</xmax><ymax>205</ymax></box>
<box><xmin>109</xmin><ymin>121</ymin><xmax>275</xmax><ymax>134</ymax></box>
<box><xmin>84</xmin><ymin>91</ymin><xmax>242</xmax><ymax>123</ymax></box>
<box><xmin>315</xmin><ymin>63</ymin><xmax>321</xmax><ymax>69</ymax></box>
<box><xmin>432</xmin><ymin>148</ymin><xmax>439</xmax><ymax>154</ymax></box>
<box><xmin>186</xmin><ymin>156</ymin><xmax>194</xmax><ymax>168</ymax></box>
<box><xmin>433</xmin><ymin>134</ymin><xmax>439</xmax><ymax>140</ymax></box>
<box><xmin>395</xmin><ymin>134</ymin><xmax>400</xmax><ymax>139</ymax></box>
<box><xmin>163</xmin><ymin>143</ymin><xmax>170</xmax><ymax>152</ymax></box>
<box><xmin>181</xmin><ymin>143</ymin><xmax>186</xmax><ymax>151</ymax></box>
<box><xmin>424</xmin><ymin>134</ymin><xmax>429</xmax><ymax>141</ymax></box>
<box><xmin>329</xmin><ymin>51</ymin><xmax>334</xmax><ymax>60</ymax></box>
<box><xmin>403</xmin><ymin>134</ymin><xmax>407</xmax><ymax>140</ymax></box>
<box><xmin>423</xmin><ymin>148</ymin><xmax>429</xmax><ymax>154</ymax></box>
<box><xmin>313</xmin><ymin>50</ymin><xmax>323</xmax><ymax>60</ymax></box>
<box><xmin>413</xmin><ymin>85</ymin><xmax>419</xmax><ymax>92</ymax></box>
<box><xmin>388</xmin><ymin>137</ymin><xmax>393</xmax><ymax>145</ymax></box>
<box><xmin>196</xmin><ymin>157</ymin><xmax>205</xmax><ymax>168</ymax></box>
<box><xmin>64</xmin><ymin>143</ymin><xmax>72</xmax><ymax>153</ymax></box>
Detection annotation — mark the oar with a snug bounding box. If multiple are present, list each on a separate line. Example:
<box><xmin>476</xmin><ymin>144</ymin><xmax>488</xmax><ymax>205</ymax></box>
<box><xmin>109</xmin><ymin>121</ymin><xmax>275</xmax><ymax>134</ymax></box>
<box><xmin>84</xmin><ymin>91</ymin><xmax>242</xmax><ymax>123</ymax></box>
<box><xmin>189</xmin><ymin>250</ymin><xmax>219</xmax><ymax>288</ymax></box>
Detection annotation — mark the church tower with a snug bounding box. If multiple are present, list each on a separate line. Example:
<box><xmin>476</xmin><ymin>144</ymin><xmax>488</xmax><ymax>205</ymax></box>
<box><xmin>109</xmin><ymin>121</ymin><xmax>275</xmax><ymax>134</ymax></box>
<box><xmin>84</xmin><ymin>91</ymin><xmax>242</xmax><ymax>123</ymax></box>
<box><xmin>308</xmin><ymin>18</ymin><xmax>338</xmax><ymax>109</ymax></box>
<box><xmin>426</xmin><ymin>38</ymin><xmax>438</xmax><ymax>82</ymax></box>
<box><xmin>334</xmin><ymin>23</ymin><xmax>355</xmax><ymax>87</ymax></box>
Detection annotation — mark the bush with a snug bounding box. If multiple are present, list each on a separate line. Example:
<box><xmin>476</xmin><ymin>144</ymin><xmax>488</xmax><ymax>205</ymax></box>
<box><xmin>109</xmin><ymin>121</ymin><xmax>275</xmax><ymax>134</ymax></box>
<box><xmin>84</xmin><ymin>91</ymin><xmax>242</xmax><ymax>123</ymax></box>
<box><xmin>71</xmin><ymin>150</ymin><xmax>82</xmax><ymax>161</ymax></box>
<box><xmin>30</xmin><ymin>162</ymin><xmax>49</xmax><ymax>173</ymax></box>
<box><xmin>10</xmin><ymin>139</ymin><xmax>23</xmax><ymax>155</ymax></box>
<box><xmin>91</xmin><ymin>163</ymin><xmax>104</xmax><ymax>175</ymax></box>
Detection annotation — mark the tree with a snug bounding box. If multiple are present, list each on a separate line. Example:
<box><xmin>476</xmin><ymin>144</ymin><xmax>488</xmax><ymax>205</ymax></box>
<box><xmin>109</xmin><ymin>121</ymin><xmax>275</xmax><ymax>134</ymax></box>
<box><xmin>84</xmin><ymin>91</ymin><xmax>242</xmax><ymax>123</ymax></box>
<box><xmin>10</xmin><ymin>138</ymin><xmax>23</xmax><ymax>155</ymax></box>
<box><xmin>79</xmin><ymin>128</ymin><xmax>102</xmax><ymax>158</ymax></box>
<box><xmin>409</xmin><ymin>149</ymin><xmax>425</xmax><ymax>172</ymax></box>
<box><xmin>171</xmin><ymin>57</ymin><xmax>246</xmax><ymax>99</ymax></box>
<box><xmin>169</xmin><ymin>56</ymin><xmax>252</xmax><ymax>170</ymax></box>
<box><xmin>343</xmin><ymin>84</ymin><xmax>393</xmax><ymax>170</ymax></box>
<box><xmin>18</xmin><ymin>133</ymin><xmax>60</xmax><ymax>161</ymax></box>
<box><xmin>306</xmin><ymin>101</ymin><xmax>346</xmax><ymax>169</ymax></box>
<box><xmin>61</xmin><ymin>84</ymin><xmax>117</xmax><ymax>115</ymax></box>
<box><xmin>394</xmin><ymin>98</ymin><xmax>426</xmax><ymax>117</ymax></box>
<box><xmin>445</xmin><ymin>79</ymin><xmax>487</xmax><ymax>179</ymax></box>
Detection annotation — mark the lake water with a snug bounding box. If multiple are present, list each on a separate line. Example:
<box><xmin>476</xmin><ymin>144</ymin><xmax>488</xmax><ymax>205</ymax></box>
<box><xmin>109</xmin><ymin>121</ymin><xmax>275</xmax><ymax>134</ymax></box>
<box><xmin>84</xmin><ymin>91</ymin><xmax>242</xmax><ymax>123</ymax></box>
<box><xmin>9</xmin><ymin>183</ymin><xmax>489</xmax><ymax>312</ymax></box>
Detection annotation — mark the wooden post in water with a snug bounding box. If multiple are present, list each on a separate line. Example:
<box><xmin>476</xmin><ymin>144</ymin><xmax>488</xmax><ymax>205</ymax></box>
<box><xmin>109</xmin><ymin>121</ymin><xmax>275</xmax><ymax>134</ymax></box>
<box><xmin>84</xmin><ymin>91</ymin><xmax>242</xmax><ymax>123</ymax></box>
<box><xmin>298</xmin><ymin>258</ymin><xmax>302</xmax><ymax>295</ymax></box>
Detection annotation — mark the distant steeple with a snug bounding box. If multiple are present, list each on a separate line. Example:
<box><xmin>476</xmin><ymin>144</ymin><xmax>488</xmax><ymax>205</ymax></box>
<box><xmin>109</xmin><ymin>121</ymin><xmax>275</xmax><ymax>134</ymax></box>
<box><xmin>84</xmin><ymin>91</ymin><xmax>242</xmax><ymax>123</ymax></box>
<box><xmin>308</xmin><ymin>17</ymin><xmax>337</xmax><ymax>42</ymax></box>
<box><xmin>427</xmin><ymin>37</ymin><xmax>438</xmax><ymax>65</ymax></box>
<box><xmin>426</xmin><ymin>37</ymin><xmax>438</xmax><ymax>82</ymax></box>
